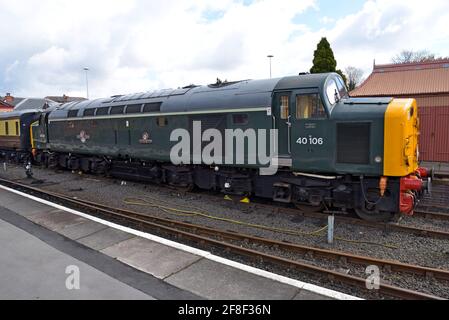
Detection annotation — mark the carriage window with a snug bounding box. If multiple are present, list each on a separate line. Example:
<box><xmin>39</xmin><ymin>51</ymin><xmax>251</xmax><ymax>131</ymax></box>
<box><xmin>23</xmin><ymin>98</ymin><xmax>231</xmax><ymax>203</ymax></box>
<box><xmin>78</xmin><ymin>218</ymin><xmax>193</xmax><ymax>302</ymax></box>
<box><xmin>15</xmin><ymin>121</ymin><xmax>19</xmax><ymax>135</ymax></box>
<box><xmin>280</xmin><ymin>96</ymin><xmax>289</xmax><ymax>119</ymax></box>
<box><xmin>296</xmin><ymin>94</ymin><xmax>326</xmax><ymax>119</ymax></box>
<box><xmin>5</xmin><ymin>122</ymin><xmax>9</xmax><ymax>135</ymax></box>
<box><xmin>232</xmin><ymin>114</ymin><xmax>248</xmax><ymax>125</ymax></box>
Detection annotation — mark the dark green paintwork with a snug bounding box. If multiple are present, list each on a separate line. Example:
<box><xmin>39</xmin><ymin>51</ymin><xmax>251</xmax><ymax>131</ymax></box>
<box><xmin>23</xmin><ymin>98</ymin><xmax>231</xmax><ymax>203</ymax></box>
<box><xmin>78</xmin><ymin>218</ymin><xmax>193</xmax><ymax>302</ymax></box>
<box><xmin>31</xmin><ymin>73</ymin><xmax>392</xmax><ymax>177</ymax></box>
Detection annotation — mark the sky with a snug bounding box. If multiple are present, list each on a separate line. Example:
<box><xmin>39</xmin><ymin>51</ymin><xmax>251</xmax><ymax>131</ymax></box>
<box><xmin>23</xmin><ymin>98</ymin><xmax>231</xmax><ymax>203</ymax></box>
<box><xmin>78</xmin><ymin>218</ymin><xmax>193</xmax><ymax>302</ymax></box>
<box><xmin>1</xmin><ymin>0</ymin><xmax>449</xmax><ymax>99</ymax></box>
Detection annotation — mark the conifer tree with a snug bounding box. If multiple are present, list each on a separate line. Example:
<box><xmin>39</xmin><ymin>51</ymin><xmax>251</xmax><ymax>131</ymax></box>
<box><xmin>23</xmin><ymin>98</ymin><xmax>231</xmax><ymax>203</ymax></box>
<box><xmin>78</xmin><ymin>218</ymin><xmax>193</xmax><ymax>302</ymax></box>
<box><xmin>310</xmin><ymin>37</ymin><xmax>347</xmax><ymax>84</ymax></box>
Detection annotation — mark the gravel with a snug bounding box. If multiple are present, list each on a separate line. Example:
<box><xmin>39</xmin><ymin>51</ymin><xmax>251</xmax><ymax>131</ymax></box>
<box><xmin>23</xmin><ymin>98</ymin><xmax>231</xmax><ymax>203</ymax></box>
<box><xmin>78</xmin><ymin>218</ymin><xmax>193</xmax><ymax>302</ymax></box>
<box><xmin>1</xmin><ymin>163</ymin><xmax>449</xmax><ymax>299</ymax></box>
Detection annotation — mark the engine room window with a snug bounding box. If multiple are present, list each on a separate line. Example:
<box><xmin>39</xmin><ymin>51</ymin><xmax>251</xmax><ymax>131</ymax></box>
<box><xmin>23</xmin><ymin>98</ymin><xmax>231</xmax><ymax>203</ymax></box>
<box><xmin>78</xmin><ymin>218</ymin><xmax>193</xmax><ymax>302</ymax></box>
<box><xmin>232</xmin><ymin>114</ymin><xmax>248</xmax><ymax>125</ymax></box>
<box><xmin>83</xmin><ymin>108</ymin><xmax>95</xmax><ymax>117</ymax></box>
<box><xmin>68</xmin><ymin>110</ymin><xmax>78</xmax><ymax>118</ymax></box>
<box><xmin>110</xmin><ymin>106</ymin><xmax>125</xmax><ymax>115</ymax></box>
<box><xmin>326</xmin><ymin>80</ymin><xmax>340</xmax><ymax>105</ymax></box>
<box><xmin>157</xmin><ymin>117</ymin><xmax>168</xmax><ymax>127</ymax></box>
<box><xmin>296</xmin><ymin>94</ymin><xmax>326</xmax><ymax>119</ymax></box>
<box><xmin>143</xmin><ymin>102</ymin><xmax>162</xmax><ymax>113</ymax></box>
<box><xmin>280</xmin><ymin>96</ymin><xmax>289</xmax><ymax>119</ymax></box>
<box><xmin>96</xmin><ymin>107</ymin><xmax>109</xmax><ymax>116</ymax></box>
<box><xmin>126</xmin><ymin>104</ymin><xmax>143</xmax><ymax>114</ymax></box>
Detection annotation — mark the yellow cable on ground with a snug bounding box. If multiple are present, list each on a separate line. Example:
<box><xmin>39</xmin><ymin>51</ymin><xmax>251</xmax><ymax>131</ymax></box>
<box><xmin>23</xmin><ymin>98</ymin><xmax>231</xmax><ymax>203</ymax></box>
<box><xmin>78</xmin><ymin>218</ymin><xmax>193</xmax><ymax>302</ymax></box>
<box><xmin>123</xmin><ymin>196</ymin><xmax>397</xmax><ymax>249</ymax></box>
<box><xmin>124</xmin><ymin>197</ymin><xmax>327</xmax><ymax>237</ymax></box>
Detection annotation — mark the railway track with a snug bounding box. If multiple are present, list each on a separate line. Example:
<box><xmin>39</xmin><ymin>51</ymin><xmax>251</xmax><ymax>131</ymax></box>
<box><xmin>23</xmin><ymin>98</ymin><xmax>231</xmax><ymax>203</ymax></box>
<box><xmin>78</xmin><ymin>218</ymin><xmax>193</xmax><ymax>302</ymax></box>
<box><xmin>0</xmin><ymin>177</ymin><xmax>446</xmax><ymax>300</ymax></box>
<box><xmin>244</xmin><ymin>200</ymin><xmax>449</xmax><ymax>240</ymax></box>
<box><xmin>414</xmin><ymin>209</ymin><xmax>449</xmax><ymax>221</ymax></box>
<box><xmin>414</xmin><ymin>184</ymin><xmax>449</xmax><ymax>220</ymax></box>
<box><xmin>2</xmin><ymin>166</ymin><xmax>449</xmax><ymax>237</ymax></box>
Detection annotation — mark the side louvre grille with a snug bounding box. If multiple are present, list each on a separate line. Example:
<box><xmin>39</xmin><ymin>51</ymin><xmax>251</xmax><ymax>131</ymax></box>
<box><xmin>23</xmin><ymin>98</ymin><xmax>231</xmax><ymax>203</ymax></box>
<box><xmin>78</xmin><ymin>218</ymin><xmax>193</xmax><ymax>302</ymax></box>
<box><xmin>337</xmin><ymin>123</ymin><xmax>371</xmax><ymax>164</ymax></box>
<box><xmin>189</xmin><ymin>115</ymin><xmax>226</xmax><ymax>137</ymax></box>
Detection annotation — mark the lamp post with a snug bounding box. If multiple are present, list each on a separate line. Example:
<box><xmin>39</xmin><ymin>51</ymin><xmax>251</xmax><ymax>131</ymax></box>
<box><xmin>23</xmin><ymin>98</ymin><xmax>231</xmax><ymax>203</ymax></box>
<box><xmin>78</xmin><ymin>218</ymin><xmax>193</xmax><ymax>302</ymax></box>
<box><xmin>267</xmin><ymin>55</ymin><xmax>274</xmax><ymax>78</ymax></box>
<box><xmin>83</xmin><ymin>67</ymin><xmax>89</xmax><ymax>99</ymax></box>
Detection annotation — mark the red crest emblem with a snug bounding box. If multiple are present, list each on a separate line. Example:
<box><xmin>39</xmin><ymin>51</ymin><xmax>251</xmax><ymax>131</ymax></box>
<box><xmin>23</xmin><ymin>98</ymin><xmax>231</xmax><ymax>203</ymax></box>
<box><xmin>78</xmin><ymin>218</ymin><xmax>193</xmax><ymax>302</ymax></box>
<box><xmin>139</xmin><ymin>131</ymin><xmax>152</xmax><ymax>144</ymax></box>
<box><xmin>77</xmin><ymin>130</ymin><xmax>90</xmax><ymax>143</ymax></box>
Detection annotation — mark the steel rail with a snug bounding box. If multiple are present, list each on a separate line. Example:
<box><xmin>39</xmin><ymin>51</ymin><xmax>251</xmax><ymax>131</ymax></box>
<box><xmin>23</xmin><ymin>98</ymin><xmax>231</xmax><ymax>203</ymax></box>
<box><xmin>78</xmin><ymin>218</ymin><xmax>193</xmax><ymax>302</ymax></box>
<box><xmin>248</xmin><ymin>201</ymin><xmax>449</xmax><ymax>240</ymax></box>
<box><xmin>414</xmin><ymin>209</ymin><xmax>449</xmax><ymax>221</ymax></box>
<box><xmin>54</xmin><ymin>191</ymin><xmax>449</xmax><ymax>282</ymax></box>
<box><xmin>0</xmin><ymin>178</ymin><xmax>445</xmax><ymax>300</ymax></box>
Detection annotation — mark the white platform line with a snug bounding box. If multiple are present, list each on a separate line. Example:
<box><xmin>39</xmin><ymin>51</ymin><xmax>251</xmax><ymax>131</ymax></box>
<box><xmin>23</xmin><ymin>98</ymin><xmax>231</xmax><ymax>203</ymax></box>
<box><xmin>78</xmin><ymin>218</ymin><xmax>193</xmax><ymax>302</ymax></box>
<box><xmin>0</xmin><ymin>185</ymin><xmax>362</xmax><ymax>300</ymax></box>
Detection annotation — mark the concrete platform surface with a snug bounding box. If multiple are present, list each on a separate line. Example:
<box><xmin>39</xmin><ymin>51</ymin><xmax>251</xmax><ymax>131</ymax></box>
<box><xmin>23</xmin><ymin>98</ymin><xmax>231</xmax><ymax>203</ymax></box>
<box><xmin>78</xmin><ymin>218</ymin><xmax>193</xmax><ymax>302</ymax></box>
<box><xmin>0</xmin><ymin>219</ymin><xmax>152</xmax><ymax>300</ymax></box>
<box><xmin>165</xmin><ymin>258</ymin><xmax>299</xmax><ymax>300</ymax></box>
<box><xmin>0</xmin><ymin>187</ymin><xmax>356</xmax><ymax>300</ymax></box>
<box><xmin>102</xmin><ymin>237</ymin><xmax>202</xmax><ymax>279</ymax></box>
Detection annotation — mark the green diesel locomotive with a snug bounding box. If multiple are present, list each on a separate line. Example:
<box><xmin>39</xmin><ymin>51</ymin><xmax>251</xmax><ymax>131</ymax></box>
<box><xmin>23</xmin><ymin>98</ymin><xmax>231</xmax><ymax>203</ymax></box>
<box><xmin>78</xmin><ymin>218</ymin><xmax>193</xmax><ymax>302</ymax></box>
<box><xmin>0</xmin><ymin>73</ymin><xmax>430</xmax><ymax>221</ymax></box>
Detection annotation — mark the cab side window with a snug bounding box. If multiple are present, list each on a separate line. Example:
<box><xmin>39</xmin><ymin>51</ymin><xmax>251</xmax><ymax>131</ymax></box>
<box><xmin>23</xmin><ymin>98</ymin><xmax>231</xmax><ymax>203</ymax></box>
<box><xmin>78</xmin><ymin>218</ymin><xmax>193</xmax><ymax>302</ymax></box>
<box><xmin>296</xmin><ymin>94</ymin><xmax>326</xmax><ymax>119</ymax></box>
<box><xmin>280</xmin><ymin>96</ymin><xmax>289</xmax><ymax>119</ymax></box>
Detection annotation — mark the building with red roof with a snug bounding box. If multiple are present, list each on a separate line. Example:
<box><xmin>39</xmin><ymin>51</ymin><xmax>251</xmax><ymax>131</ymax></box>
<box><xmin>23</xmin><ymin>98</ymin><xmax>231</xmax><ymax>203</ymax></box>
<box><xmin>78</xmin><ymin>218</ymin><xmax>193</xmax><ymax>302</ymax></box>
<box><xmin>0</xmin><ymin>93</ymin><xmax>15</xmax><ymax>112</ymax></box>
<box><xmin>351</xmin><ymin>59</ymin><xmax>449</xmax><ymax>164</ymax></box>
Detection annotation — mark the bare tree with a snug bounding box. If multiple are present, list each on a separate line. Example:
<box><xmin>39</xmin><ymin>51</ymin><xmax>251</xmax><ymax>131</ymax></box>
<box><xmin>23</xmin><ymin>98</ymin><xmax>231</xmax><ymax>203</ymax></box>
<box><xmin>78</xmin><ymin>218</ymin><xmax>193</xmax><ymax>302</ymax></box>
<box><xmin>392</xmin><ymin>50</ymin><xmax>437</xmax><ymax>64</ymax></box>
<box><xmin>345</xmin><ymin>66</ymin><xmax>364</xmax><ymax>91</ymax></box>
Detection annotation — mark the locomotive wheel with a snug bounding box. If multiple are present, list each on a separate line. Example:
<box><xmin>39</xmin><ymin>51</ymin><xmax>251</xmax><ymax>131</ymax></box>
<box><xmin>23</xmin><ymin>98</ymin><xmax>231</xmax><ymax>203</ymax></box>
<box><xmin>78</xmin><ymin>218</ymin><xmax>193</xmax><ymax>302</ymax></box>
<box><xmin>354</xmin><ymin>202</ymin><xmax>393</xmax><ymax>222</ymax></box>
<box><xmin>354</xmin><ymin>207</ymin><xmax>392</xmax><ymax>222</ymax></box>
<box><xmin>354</xmin><ymin>189</ymin><xmax>393</xmax><ymax>222</ymax></box>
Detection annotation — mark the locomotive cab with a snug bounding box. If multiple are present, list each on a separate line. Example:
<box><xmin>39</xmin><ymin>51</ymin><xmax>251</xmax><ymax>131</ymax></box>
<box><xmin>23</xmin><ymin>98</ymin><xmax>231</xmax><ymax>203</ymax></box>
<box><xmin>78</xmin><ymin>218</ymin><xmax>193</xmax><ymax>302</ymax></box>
<box><xmin>272</xmin><ymin>73</ymin><xmax>429</xmax><ymax>221</ymax></box>
<box><xmin>272</xmin><ymin>74</ymin><xmax>348</xmax><ymax>170</ymax></box>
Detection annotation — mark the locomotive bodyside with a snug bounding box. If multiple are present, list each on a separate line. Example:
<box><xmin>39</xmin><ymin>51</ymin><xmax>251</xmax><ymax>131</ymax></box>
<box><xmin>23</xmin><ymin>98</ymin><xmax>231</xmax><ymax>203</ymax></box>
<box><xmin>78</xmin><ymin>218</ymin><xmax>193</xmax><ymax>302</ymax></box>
<box><xmin>28</xmin><ymin>73</ymin><xmax>428</xmax><ymax>221</ymax></box>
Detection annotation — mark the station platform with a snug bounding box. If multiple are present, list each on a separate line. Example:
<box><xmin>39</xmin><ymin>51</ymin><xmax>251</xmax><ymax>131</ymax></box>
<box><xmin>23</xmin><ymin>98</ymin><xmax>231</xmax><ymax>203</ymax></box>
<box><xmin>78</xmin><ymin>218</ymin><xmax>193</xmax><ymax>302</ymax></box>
<box><xmin>0</xmin><ymin>186</ymin><xmax>358</xmax><ymax>300</ymax></box>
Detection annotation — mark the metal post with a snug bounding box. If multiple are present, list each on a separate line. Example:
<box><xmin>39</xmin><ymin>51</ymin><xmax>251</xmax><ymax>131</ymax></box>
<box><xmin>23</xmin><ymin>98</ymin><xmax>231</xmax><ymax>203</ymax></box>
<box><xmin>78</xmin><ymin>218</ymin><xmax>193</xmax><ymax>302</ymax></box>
<box><xmin>267</xmin><ymin>55</ymin><xmax>274</xmax><ymax>78</ymax></box>
<box><xmin>84</xmin><ymin>67</ymin><xmax>89</xmax><ymax>99</ymax></box>
<box><xmin>327</xmin><ymin>215</ymin><xmax>335</xmax><ymax>244</ymax></box>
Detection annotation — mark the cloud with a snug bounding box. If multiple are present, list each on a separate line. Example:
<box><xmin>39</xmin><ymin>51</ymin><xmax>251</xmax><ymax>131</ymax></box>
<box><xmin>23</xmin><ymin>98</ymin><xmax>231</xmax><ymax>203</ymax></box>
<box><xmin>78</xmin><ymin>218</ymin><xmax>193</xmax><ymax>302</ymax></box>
<box><xmin>319</xmin><ymin>16</ymin><xmax>335</xmax><ymax>25</ymax></box>
<box><xmin>328</xmin><ymin>0</ymin><xmax>449</xmax><ymax>74</ymax></box>
<box><xmin>0</xmin><ymin>0</ymin><xmax>448</xmax><ymax>98</ymax></box>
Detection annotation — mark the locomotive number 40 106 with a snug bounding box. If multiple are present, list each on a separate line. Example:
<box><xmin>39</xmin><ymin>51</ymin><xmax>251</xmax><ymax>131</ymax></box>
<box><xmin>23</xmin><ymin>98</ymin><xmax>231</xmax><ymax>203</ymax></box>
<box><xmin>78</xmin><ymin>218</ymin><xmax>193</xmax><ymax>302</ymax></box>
<box><xmin>296</xmin><ymin>136</ymin><xmax>324</xmax><ymax>145</ymax></box>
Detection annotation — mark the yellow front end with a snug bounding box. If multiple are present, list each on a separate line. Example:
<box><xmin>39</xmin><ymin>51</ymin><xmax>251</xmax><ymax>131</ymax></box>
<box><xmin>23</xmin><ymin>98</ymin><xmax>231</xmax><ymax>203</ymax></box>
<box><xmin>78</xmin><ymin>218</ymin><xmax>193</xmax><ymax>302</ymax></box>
<box><xmin>383</xmin><ymin>99</ymin><xmax>419</xmax><ymax>177</ymax></box>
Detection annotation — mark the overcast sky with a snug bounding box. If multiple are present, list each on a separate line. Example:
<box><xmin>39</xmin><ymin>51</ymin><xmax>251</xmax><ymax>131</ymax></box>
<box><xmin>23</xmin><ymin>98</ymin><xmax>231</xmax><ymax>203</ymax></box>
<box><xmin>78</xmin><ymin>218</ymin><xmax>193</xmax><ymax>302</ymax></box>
<box><xmin>1</xmin><ymin>0</ymin><xmax>448</xmax><ymax>99</ymax></box>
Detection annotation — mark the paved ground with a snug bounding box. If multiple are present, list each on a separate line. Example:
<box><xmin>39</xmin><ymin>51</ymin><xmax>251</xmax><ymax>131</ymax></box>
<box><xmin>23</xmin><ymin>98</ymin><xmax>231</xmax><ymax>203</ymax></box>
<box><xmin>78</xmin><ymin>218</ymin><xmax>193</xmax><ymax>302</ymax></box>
<box><xmin>0</xmin><ymin>218</ymin><xmax>153</xmax><ymax>300</ymax></box>
<box><xmin>0</xmin><ymin>187</ymin><xmax>352</xmax><ymax>300</ymax></box>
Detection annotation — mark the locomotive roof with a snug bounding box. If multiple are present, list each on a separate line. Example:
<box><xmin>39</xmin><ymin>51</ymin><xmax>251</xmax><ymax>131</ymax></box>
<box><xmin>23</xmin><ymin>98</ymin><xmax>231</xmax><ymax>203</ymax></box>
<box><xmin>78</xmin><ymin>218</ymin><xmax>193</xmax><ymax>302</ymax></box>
<box><xmin>48</xmin><ymin>73</ymin><xmax>335</xmax><ymax>119</ymax></box>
